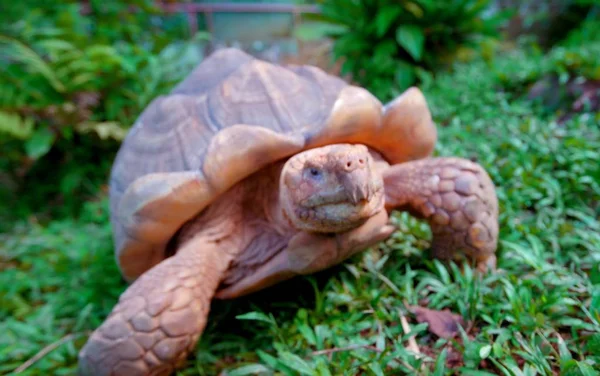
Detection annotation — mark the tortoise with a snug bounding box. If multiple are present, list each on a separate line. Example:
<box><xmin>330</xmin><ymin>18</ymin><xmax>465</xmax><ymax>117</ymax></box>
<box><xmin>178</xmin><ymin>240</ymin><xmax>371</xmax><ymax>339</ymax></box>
<box><xmin>78</xmin><ymin>48</ymin><xmax>499</xmax><ymax>375</ymax></box>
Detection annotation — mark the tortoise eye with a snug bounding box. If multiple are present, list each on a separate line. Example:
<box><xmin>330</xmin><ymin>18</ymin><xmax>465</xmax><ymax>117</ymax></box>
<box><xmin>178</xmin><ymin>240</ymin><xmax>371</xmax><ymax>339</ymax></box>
<box><xmin>307</xmin><ymin>167</ymin><xmax>322</xmax><ymax>179</ymax></box>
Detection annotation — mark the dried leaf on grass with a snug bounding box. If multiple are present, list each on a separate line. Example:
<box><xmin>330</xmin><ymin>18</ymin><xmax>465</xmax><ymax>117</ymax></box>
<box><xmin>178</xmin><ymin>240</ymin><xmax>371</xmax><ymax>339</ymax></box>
<box><xmin>408</xmin><ymin>306</ymin><xmax>465</xmax><ymax>339</ymax></box>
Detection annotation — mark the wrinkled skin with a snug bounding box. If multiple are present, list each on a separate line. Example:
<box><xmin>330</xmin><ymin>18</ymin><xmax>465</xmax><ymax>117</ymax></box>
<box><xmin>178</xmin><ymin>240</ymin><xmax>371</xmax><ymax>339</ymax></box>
<box><xmin>79</xmin><ymin>144</ymin><xmax>498</xmax><ymax>376</ymax></box>
<box><xmin>280</xmin><ymin>144</ymin><xmax>385</xmax><ymax>233</ymax></box>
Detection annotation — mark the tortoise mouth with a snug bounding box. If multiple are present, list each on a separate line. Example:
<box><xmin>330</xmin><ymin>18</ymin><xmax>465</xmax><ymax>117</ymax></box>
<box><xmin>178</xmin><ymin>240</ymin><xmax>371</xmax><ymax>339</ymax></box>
<box><xmin>294</xmin><ymin>187</ymin><xmax>385</xmax><ymax>233</ymax></box>
<box><xmin>299</xmin><ymin>187</ymin><xmax>348</xmax><ymax>208</ymax></box>
<box><xmin>300</xmin><ymin>181</ymin><xmax>383</xmax><ymax>209</ymax></box>
<box><xmin>302</xmin><ymin>197</ymin><xmax>357</xmax><ymax>209</ymax></box>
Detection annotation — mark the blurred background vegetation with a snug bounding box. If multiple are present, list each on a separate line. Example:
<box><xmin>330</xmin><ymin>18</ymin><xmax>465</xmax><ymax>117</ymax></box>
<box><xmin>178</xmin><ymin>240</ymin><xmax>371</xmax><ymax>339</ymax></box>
<box><xmin>1</xmin><ymin>0</ymin><xmax>598</xmax><ymax>225</ymax></box>
<box><xmin>1</xmin><ymin>0</ymin><xmax>599</xmax><ymax>375</ymax></box>
<box><xmin>0</xmin><ymin>0</ymin><xmax>209</xmax><ymax>225</ymax></box>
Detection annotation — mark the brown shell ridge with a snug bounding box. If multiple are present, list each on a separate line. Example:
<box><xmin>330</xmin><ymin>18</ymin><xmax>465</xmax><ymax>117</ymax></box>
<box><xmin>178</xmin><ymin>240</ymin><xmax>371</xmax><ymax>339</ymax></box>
<box><xmin>200</xmin><ymin>124</ymin><xmax>306</xmax><ymax>193</ymax></box>
<box><xmin>302</xmin><ymin>85</ymin><xmax>436</xmax><ymax>166</ymax></box>
<box><xmin>379</xmin><ymin>87</ymin><xmax>437</xmax><ymax>163</ymax></box>
<box><xmin>303</xmin><ymin>85</ymin><xmax>384</xmax><ymax>148</ymax></box>
<box><xmin>116</xmin><ymin>170</ymin><xmax>215</xmax><ymax>280</ymax></box>
<box><xmin>117</xmin><ymin>171</ymin><xmax>212</xmax><ymax>234</ymax></box>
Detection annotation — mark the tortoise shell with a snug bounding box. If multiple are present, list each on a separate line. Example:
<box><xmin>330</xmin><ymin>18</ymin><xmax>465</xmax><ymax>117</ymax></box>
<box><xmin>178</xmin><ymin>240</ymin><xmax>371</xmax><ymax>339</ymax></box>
<box><xmin>109</xmin><ymin>48</ymin><xmax>435</xmax><ymax>281</ymax></box>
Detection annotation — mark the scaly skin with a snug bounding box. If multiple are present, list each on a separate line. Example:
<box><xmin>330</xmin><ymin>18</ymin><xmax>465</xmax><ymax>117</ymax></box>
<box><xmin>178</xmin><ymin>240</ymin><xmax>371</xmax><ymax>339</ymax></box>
<box><xmin>383</xmin><ymin>157</ymin><xmax>499</xmax><ymax>271</ymax></box>
<box><xmin>279</xmin><ymin>143</ymin><xmax>384</xmax><ymax>233</ymax></box>
<box><xmin>78</xmin><ymin>236</ymin><xmax>232</xmax><ymax>376</ymax></box>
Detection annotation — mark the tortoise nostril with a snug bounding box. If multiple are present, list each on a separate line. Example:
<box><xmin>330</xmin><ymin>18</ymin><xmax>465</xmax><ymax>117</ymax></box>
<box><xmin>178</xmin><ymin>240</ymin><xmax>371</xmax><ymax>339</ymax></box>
<box><xmin>344</xmin><ymin>157</ymin><xmax>368</xmax><ymax>170</ymax></box>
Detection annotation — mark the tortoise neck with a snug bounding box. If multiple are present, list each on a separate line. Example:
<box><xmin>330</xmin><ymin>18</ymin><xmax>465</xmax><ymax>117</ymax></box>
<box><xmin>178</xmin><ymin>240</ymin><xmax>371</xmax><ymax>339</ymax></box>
<box><xmin>169</xmin><ymin>161</ymin><xmax>294</xmax><ymax>257</ymax></box>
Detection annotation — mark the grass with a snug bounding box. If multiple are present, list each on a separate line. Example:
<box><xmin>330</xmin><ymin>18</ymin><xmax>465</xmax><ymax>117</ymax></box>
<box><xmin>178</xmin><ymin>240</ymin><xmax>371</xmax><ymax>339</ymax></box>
<box><xmin>1</xmin><ymin>42</ymin><xmax>600</xmax><ymax>375</ymax></box>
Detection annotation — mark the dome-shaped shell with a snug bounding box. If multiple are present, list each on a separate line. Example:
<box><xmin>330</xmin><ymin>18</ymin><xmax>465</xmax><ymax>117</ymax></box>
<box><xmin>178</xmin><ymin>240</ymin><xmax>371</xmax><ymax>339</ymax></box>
<box><xmin>110</xmin><ymin>48</ymin><xmax>435</xmax><ymax>281</ymax></box>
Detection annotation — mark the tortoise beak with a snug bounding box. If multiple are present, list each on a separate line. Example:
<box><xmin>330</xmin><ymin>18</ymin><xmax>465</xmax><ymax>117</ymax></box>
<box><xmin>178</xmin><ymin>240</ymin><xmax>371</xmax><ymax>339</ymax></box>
<box><xmin>341</xmin><ymin>171</ymin><xmax>372</xmax><ymax>204</ymax></box>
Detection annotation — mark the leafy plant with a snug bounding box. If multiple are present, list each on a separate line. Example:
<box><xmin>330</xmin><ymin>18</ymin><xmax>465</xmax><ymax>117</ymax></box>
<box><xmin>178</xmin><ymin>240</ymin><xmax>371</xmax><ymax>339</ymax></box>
<box><xmin>0</xmin><ymin>1</ymin><xmax>209</xmax><ymax>221</ymax></box>
<box><xmin>297</xmin><ymin>0</ymin><xmax>509</xmax><ymax>100</ymax></box>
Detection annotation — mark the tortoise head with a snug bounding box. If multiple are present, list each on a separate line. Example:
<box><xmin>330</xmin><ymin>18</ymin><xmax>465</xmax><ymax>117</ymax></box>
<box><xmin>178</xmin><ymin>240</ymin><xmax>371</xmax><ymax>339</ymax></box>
<box><xmin>280</xmin><ymin>144</ymin><xmax>385</xmax><ymax>233</ymax></box>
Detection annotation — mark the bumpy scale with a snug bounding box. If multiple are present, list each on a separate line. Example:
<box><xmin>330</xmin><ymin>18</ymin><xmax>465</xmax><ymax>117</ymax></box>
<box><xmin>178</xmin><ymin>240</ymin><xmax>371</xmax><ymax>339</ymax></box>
<box><xmin>78</xmin><ymin>237</ymin><xmax>230</xmax><ymax>375</ymax></box>
<box><xmin>383</xmin><ymin>158</ymin><xmax>499</xmax><ymax>271</ymax></box>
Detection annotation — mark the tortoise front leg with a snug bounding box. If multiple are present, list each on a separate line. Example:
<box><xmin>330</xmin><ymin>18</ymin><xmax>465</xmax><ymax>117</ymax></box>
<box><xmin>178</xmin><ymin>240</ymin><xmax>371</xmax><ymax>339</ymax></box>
<box><xmin>78</xmin><ymin>237</ymin><xmax>231</xmax><ymax>376</ymax></box>
<box><xmin>383</xmin><ymin>157</ymin><xmax>499</xmax><ymax>271</ymax></box>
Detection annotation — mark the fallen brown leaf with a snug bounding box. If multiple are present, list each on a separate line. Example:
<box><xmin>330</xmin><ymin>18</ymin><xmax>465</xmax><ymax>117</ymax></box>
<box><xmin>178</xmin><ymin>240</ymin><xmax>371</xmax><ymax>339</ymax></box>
<box><xmin>408</xmin><ymin>306</ymin><xmax>465</xmax><ymax>339</ymax></box>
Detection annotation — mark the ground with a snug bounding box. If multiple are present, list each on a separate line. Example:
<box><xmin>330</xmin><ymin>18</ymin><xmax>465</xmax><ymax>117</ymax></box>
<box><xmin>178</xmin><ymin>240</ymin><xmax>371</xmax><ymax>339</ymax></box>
<box><xmin>1</xmin><ymin>45</ymin><xmax>599</xmax><ymax>375</ymax></box>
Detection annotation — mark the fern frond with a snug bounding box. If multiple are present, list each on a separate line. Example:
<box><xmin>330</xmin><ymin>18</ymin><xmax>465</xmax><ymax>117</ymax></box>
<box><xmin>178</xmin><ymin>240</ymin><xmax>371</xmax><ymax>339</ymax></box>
<box><xmin>0</xmin><ymin>35</ymin><xmax>66</xmax><ymax>93</ymax></box>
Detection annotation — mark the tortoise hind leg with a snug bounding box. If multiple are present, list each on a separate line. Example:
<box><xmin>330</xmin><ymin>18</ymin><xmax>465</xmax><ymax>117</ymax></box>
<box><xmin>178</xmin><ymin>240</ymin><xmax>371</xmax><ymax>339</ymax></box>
<box><xmin>78</xmin><ymin>237</ymin><xmax>231</xmax><ymax>376</ymax></box>
<box><xmin>383</xmin><ymin>157</ymin><xmax>499</xmax><ymax>272</ymax></box>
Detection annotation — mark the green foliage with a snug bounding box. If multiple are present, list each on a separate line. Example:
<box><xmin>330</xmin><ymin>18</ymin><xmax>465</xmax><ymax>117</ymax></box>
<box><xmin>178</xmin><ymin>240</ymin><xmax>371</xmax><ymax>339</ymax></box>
<box><xmin>2</xmin><ymin>31</ymin><xmax>599</xmax><ymax>374</ymax></box>
<box><xmin>297</xmin><ymin>0</ymin><xmax>509</xmax><ymax>100</ymax></box>
<box><xmin>0</xmin><ymin>198</ymin><xmax>122</xmax><ymax>375</ymax></box>
<box><xmin>496</xmin><ymin>21</ymin><xmax>600</xmax><ymax>93</ymax></box>
<box><xmin>0</xmin><ymin>1</ymin><xmax>208</xmax><ymax>220</ymax></box>
<box><xmin>491</xmin><ymin>18</ymin><xmax>600</xmax><ymax>123</ymax></box>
